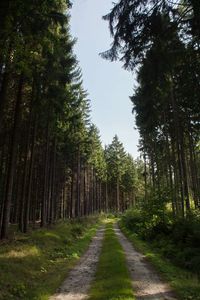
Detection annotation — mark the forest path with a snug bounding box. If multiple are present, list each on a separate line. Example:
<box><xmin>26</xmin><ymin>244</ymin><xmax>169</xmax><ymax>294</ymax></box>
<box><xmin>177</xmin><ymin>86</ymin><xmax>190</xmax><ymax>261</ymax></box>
<box><xmin>49</xmin><ymin>226</ymin><xmax>105</xmax><ymax>300</ymax></box>
<box><xmin>114</xmin><ymin>223</ymin><xmax>177</xmax><ymax>300</ymax></box>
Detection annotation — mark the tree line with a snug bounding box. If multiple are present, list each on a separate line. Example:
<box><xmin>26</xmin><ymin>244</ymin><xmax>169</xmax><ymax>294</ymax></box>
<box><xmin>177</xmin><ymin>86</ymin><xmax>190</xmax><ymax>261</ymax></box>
<box><xmin>103</xmin><ymin>0</ymin><xmax>200</xmax><ymax>217</ymax></box>
<box><xmin>0</xmin><ymin>0</ymin><xmax>142</xmax><ymax>239</ymax></box>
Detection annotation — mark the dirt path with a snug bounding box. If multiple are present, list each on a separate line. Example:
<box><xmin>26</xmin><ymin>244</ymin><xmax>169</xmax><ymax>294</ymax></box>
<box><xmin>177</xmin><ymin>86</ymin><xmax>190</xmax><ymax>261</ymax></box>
<box><xmin>114</xmin><ymin>224</ymin><xmax>177</xmax><ymax>300</ymax></box>
<box><xmin>49</xmin><ymin>226</ymin><xmax>105</xmax><ymax>300</ymax></box>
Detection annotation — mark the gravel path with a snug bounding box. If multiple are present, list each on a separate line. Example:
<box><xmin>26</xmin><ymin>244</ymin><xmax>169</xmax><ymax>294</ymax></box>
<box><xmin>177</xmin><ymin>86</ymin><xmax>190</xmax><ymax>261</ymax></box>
<box><xmin>114</xmin><ymin>224</ymin><xmax>177</xmax><ymax>300</ymax></box>
<box><xmin>49</xmin><ymin>227</ymin><xmax>105</xmax><ymax>300</ymax></box>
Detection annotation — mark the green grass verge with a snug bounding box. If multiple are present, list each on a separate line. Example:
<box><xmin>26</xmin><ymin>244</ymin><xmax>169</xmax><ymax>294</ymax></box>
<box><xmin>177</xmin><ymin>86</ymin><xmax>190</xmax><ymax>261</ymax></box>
<box><xmin>119</xmin><ymin>222</ymin><xmax>200</xmax><ymax>300</ymax></box>
<box><xmin>0</xmin><ymin>216</ymin><xmax>101</xmax><ymax>300</ymax></box>
<box><xmin>88</xmin><ymin>220</ymin><xmax>135</xmax><ymax>300</ymax></box>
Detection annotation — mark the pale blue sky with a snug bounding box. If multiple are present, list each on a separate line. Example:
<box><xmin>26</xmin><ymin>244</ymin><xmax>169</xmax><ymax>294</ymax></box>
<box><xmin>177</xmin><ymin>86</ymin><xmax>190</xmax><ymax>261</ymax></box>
<box><xmin>70</xmin><ymin>0</ymin><xmax>139</xmax><ymax>158</ymax></box>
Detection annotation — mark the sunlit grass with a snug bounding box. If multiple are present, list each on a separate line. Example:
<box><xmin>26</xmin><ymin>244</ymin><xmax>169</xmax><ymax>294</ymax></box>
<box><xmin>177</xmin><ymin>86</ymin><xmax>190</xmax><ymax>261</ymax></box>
<box><xmin>0</xmin><ymin>245</ymin><xmax>41</xmax><ymax>258</ymax></box>
<box><xmin>88</xmin><ymin>220</ymin><xmax>135</xmax><ymax>300</ymax></box>
<box><xmin>0</xmin><ymin>217</ymin><xmax>100</xmax><ymax>300</ymax></box>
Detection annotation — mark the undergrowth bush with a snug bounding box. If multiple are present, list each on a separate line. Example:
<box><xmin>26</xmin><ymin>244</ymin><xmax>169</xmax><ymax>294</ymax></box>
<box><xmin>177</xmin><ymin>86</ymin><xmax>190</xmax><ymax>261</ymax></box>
<box><xmin>121</xmin><ymin>207</ymin><xmax>200</xmax><ymax>275</ymax></box>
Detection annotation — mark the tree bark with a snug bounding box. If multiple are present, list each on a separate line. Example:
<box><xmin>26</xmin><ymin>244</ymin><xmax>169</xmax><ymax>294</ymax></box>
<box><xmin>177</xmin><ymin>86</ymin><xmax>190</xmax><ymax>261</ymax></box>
<box><xmin>1</xmin><ymin>73</ymin><xmax>24</xmax><ymax>239</ymax></box>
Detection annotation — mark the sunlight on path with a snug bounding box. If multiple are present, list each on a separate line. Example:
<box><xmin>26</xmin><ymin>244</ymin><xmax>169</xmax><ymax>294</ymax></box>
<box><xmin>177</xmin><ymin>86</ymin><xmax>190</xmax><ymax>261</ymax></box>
<box><xmin>49</xmin><ymin>227</ymin><xmax>105</xmax><ymax>300</ymax></box>
<box><xmin>114</xmin><ymin>224</ymin><xmax>177</xmax><ymax>300</ymax></box>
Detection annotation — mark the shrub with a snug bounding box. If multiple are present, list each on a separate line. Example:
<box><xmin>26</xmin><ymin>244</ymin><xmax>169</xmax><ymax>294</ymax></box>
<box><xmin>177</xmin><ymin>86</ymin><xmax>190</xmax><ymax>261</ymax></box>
<box><xmin>121</xmin><ymin>208</ymin><xmax>200</xmax><ymax>274</ymax></box>
<box><xmin>121</xmin><ymin>209</ymin><xmax>144</xmax><ymax>233</ymax></box>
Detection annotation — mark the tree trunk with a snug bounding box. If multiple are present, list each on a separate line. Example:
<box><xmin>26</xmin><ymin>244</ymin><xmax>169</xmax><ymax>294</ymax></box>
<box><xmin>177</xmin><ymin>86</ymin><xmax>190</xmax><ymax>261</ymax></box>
<box><xmin>0</xmin><ymin>74</ymin><xmax>24</xmax><ymax>239</ymax></box>
<box><xmin>41</xmin><ymin>120</ymin><xmax>50</xmax><ymax>227</ymax></box>
<box><xmin>116</xmin><ymin>177</ymin><xmax>120</xmax><ymax>211</ymax></box>
<box><xmin>23</xmin><ymin>115</ymin><xmax>37</xmax><ymax>232</ymax></box>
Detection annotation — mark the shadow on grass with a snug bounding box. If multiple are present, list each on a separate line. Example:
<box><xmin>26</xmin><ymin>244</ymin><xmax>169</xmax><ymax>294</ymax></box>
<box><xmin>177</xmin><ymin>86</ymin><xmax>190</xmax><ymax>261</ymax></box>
<box><xmin>0</xmin><ymin>252</ymin><xmax>71</xmax><ymax>299</ymax></box>
<box><xmin>0</xmin><ymin>220</ymin><xmax>99</xmax><ymax>300</ymax></box>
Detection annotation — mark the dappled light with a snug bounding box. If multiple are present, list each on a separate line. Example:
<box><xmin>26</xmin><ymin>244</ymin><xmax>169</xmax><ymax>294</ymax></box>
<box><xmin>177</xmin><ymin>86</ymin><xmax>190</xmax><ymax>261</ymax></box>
<box><xmin>0</xmin><ymin>246</ymin><xmax>40</xmax><ymax>259</ymax></box>
<box><xmin>51</xmin><ymin>292</ymin><xmax>88</xmax><ymax>300</ymax></box>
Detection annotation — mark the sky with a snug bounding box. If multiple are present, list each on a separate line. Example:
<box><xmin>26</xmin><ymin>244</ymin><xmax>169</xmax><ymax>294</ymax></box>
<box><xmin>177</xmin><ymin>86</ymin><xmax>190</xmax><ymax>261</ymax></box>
<box><xmin>70</xmin><ymin>0</ymin><xmax>140</xmax><ymax>158</ymax></box>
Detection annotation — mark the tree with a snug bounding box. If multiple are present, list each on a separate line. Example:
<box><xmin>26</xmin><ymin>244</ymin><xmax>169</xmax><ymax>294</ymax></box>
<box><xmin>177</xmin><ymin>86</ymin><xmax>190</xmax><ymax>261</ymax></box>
<box><xmin>103</xmin><ymin>0</ymin><xmax>200</xmax><ymax>217</ymax></box>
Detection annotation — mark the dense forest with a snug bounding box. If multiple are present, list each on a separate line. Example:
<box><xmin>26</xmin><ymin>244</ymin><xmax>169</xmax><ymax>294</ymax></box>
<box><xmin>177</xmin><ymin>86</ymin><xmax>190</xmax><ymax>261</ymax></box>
<box><xmin>102</xmin><ymin>0</ymin><xmax>200</xmax><ymax>277</ymax></box>
<box><xmin>0</xmin><ymin>0</ymin><xmax>142</xmax><ymax>239</ymax></box>
<box><xmin>1</xmin><ymin>1</ymin><xmax>200</xmax><ymax>299</ymax></box>
<box><xmin>103</xmin><ymin>0</ymin><xmax>200</xmax><ymax>216</ymax></box>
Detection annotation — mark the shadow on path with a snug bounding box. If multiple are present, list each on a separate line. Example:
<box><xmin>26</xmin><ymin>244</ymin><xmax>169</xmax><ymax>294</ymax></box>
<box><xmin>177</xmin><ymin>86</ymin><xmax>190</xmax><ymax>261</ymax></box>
<box><xmin>114</xmin><ymin>224</ymin><xmax>177</xmax><ymax>300</ymax></box>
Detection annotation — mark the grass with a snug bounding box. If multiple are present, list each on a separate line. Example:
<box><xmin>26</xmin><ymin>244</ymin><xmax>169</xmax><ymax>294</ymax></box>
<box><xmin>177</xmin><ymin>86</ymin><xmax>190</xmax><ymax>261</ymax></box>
<box><xmin>119</xmin><ymin>222</ymin><xmax>200</xmax><ymax>300</ymax></box>
<box><xmin>0</xmin><ymin>216</ymin><xmax>101</xmax><ymax>300</ymax></box>
<box><xmin>88</xmin><ymin>220</ymin><xmax>135</xmax><ymax>300</ymax></box>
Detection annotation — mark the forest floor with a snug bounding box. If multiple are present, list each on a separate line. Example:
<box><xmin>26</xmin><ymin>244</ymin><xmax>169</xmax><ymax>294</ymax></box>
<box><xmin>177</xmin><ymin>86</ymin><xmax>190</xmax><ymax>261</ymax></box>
<box><xmin>50</xmin><ymin>220</ymin><xmax>177</xmax><ymax>300</ymax></box>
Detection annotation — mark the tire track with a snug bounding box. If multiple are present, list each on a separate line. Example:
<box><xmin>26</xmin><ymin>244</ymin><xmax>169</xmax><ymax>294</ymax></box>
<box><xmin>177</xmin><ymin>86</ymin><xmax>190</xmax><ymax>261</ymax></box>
<box><xmin>49</xmin><ymin>226</ymin><xmax>105</xmax><ymax>300</ymax></box>
<box><xmin>114</xmin><ymin>224</ymin><xmax>177</xmax><ymax>300</ymax></box>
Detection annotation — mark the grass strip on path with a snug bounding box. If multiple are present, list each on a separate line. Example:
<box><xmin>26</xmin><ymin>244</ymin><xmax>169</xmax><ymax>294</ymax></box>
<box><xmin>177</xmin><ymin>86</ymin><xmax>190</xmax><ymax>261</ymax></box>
<box><xmin>88</xmin><ymin>220</ymin><xmax>135</xmax><ymax>300</ymax></box>
<box><xmin>119</xmin><ymin>222</ymin><xmax>200</xmax><ymax>300</ymax></box>
<box><xmin>0</xmin><ymin>216</ymin><xmax>101</xmax><ymax>300</ymax></box>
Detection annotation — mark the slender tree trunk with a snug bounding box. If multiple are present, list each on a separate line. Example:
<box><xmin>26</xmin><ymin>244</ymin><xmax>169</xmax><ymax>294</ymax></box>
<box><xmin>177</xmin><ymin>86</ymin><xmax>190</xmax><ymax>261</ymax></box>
<box><xmin>165</xmin><ymin>130</ymin><xmax>176</xmax><ymax>216</ymax></box>
<box><xmin>41</xmin><ymin>120</ymin><xmax>50</xmax><ymax>227</ymax></box>
<box><xmin>105</xmin><ymin>181</ymin><xmax>108</xmax><ymax>213</ymax></box>
<box><xmin>23</xmin><ymin>116</ymin><xmax>37</xmax><ymax>232</ymax></box>
<box><xmin>49</xmin><ymin>139</ymin><xmax>56</xmax><ymax>224</ymax></box>
<box><xmin>144</xmin><ymin>153</ymin><xmax>147</xmax><ymax>203</ymax></box>
<box><xmin>1</xmin><ymin>74</ymin><xmax>24</xmax><ymax>239</ymax></box>
<box><xmin>76</xmin><ymin>148</ymin><xmax>81</xmax><ymax>217</ymax></box>
<box><xmin>170</xmin><ymin>77</ymin><xmax>185</xmax><ymax>217</ymax></box>
<box><xmin>0</xmin><ymin>44</ymin><xmax>12</xmax><ymax>129</ymax></box>
<box><xmin>19</xmin><ymin>99</ymin><xmax>35</xmax><ymax>232</ymax></box>
<box><xmin>116</xmin><ymin>177</ymin><xmax>120</xmax><ymax>211</ymax></box>
<box><xmin>0</xmin><ymin>139</ymin><xmax>8</xmax><ymax>232</ymax></box>
<box><xmin>71</xmin><ymin>162</ymin><xmax>76</xmax><ymax>218</ymax></box>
